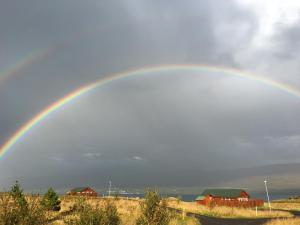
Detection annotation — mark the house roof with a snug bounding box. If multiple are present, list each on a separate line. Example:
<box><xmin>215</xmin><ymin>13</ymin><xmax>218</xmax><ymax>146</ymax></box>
<box><xmin>195</xmin><ymin>195</ymin><xmax>205</xmax><ymax>201</ymax></box>
<box><xmin>70</xmin><ymin>187</ymin><xmax>91</xmax><ymax>192</ymax></box>
<box><xmin>200</xmin><ymin>188</ymin><xmax>248</xmax><ymax>198</ymax></box>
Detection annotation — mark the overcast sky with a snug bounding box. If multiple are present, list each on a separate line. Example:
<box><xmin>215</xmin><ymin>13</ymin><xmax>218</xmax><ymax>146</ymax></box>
<box><xmin>1</xmin><ymin>0</ymin><xmax>300</xmax><ymax>191</ymax></box>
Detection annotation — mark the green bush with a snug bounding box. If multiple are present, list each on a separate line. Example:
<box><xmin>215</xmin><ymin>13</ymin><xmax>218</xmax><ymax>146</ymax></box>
<box><xmin>0</xmin><ymin>182</ymin><xmax>47</xmax><ymax>225</ymax></box>
<box><xmin>41</xmin><ymin>187</ymin><xmax>61</xmax><ymax>211</ymax></box>
<box><xmin>20</xmin><ymin>197</ymin><xmax>47</xmax><ymax>225</ymax></box>
<box><xmin>10</xmin><ymin>181</ymin><xmax>28</xmax><ymax>211</ymax></box>
<box><xmin>65</xmin><ymin>199</ymin><xmax>120</xmax><ymax>225</ymax></box>
<box><xmin>65</xmin><ymin>204</ymin><xmax>104</xmax><ymax>225</ymax></box>
<box><xmin>137</xmin><ymin>189</ymin><xmax>171</xmax><ymax>225</ymax></box>
<box><xmin>102</xmin><ymin>201</ymin><xmax>120</xmax><ymax>225</ymax></box>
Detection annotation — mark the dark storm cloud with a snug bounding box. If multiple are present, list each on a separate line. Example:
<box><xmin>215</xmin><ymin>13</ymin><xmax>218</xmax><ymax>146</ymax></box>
<box><xmin>239</xmin><ymin>13</ymin><xmax>300</xmax><ymax>85</ymax></box>
<box><xmin>1</xmin><ymin>0</ymin><xmax>300</xmax><ymax>190</ymax></box>
<box><xmin>271</xmin><ymin>19</ymin><xmax>300</xmax><ymax>60</ymax></box>
<box><xmin>0</xmin><ymin>0</ymin><xmax>255</xmax><ymax>143</ymax></box>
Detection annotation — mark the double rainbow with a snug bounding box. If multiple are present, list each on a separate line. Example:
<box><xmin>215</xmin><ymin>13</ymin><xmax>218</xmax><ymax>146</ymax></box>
<box><xmin>1</xmin><ymin>64</ymin><xmax>300</xmax><ymax>158</ymax></box>
<box><xmin>0</xmin><ymin>48</ymin><xmax>50</xmax><ymax>84</ymax></box>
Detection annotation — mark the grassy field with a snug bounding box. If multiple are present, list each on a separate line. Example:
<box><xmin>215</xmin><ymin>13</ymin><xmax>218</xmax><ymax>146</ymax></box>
<box><xmin>263</xmin><ymin>218</ymin><xmax>300</xmax><ymax>225</ymax></box>
<box><xmin>270</xmin><ymin>198</ymin><xmax>300</xmax><ymax>211</ymax></box>
<box><xmin>48</xmin><ymin>196</ymin><xmax>200</xmax><ymax>225</ymax></box>
<box><xmin>2</xmin><ymin>194</ymin><xmax>296</xmax><ymax>224</ymax></box>
<box><xmin>36</xmin><ymin>196</ymin><xmax>294</xmax><ymax>224</ymax></box>
<box><xmin>165</xmin><ymin>198</ymin><xmax>293</xmax><ymax>219</ymax></box>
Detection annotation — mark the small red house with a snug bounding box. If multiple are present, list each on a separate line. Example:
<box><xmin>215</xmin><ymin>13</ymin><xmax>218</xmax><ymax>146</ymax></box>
<box><xmin>67</xmin><ymin>187</ymin><xmax>97</xmax><ymax>197</ymax></box>
<box><xmin>195</xmin><ymin>188</ymin><xmax>263</xmax><ymax>208</ymax></box>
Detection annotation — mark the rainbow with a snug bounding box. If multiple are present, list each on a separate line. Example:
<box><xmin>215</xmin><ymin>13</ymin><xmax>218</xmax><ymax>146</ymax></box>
<box><xmin>0</xmin><ymin>48</ymin><xmax>50</xmax><ymax>85</ymax></box>
<box><xmin>1</xmin><ymin>64</ymin><xmax>300</xmax><ymax>158</ymax></box>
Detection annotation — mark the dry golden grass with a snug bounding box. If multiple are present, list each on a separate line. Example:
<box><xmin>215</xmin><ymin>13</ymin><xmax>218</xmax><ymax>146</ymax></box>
<box><xmin>169</xmin><ymin>217</ymin><xmax>200</xmax><ymax>225</ymax></box>
<box><xmin>166</xmin><ymin>200</ymin><xmax>293</xmax><ymax>219</ymax></box>
<box><xmin>272</xmin><ymin>198</ymin><xmax>300</xmax><ymax>203</ymax></box>
<box><xmin>8</xmin><ymin>195</ymin><xmax>296</xmax><ymax>224</ymax></box>
<box><xmin>263</xmin><ymin>218</ymin><xmax>300</xmax><ymax>225</ymax></box>
<box><xmin>25</xmin><ymin>195</ymin><xmax>62</xmax><ymax>221</ymax></box>
<box><xmin>1</xmin><ymin>195</ymin><xmax>293</xmax><ymax>224</ymax></box>
<box><xmin>47</xmin><ymin>196</ymin><xmax>200</xmax><ymax>225</ymax></box>
<box><xmin>270</xmin><ymin>201</ymin><xmax>300</xmax><ymax>211</ymax></box>
<box><xmin>49</xmin><ymin>221</ymin><xmax>65</xmax><ymax>225</ymax></box>
<box><xmin>60</xmin><ymin>196</ymin><xmax>141</xmax><ymax>225</ymax></box>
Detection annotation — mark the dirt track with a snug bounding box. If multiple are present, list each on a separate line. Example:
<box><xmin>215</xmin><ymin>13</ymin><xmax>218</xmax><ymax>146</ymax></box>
<box><xmin>193</xmin><ymin>214</ymin><xmax>268</xmax><ymax>225</ymax></box>
<box><xmin>192</xmin><ymin>210</ymin><xmax>300</xmax><ymax>225</ymax></box>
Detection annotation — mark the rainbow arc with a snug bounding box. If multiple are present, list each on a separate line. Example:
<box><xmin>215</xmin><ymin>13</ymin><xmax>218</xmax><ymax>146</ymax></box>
<box><xmin>1</xmin><ymin>64</ymin><xmax>300</xmax><ymax>158</ymax></box>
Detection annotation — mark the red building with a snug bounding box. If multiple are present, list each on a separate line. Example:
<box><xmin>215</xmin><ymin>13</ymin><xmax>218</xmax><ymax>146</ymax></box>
<box><xmin>195</xmin><ymin>188</ymin><xmax>263</xmax><ymax>208</ymax></box>
<box><xmin>67</xmin><ymin>187</ymin><xmax>97</xmax><ymax>197</ymax></box>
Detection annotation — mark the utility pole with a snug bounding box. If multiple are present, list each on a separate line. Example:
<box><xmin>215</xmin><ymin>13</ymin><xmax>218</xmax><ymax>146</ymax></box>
<box><xmin>264</xmin><ymin>180</ymin><xmax>271</xmax><ymax>211</ymax></box>
<box><xmin>108</xmin><ymin>181</ymin><xmax>112</xmax><ymax>197</ymax></box>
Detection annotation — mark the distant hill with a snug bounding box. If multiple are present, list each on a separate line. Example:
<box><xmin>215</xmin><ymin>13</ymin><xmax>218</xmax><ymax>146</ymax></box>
<box><xmin>2</xmin><ymin>162</ymin><xmax>300</xmax><ymax>195</ymax></box>
<box><xmin>214</xmin><ymin>163</ymin><xmax>300</xmax><ymax>193</ymax></box>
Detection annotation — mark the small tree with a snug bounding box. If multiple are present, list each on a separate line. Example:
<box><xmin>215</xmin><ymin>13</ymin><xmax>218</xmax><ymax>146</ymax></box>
<box><xmin>0</xmin><ymin>181</ymin><xmax>47</xmax><ymax>225</ymax></box>
<box><xmin>41</xmin><ymin>187</ymin><xmax>61</xmax><ymax>211</ymax></box>
<box><xmin>10</xmin><ymin>181</ymin><xmax>28</xmax><ymax>212</ymax></box>
<box><xmin>137</xmin><ymin>189</ymin><xmax>170</xmax><ymax>225</ymax></box>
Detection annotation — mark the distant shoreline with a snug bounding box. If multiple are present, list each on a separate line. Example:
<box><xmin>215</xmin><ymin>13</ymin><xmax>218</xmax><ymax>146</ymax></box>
<box><xmin>56</xmin><ymin>192</ymin><xmax>300</xmax><ymax>202</ymax></box>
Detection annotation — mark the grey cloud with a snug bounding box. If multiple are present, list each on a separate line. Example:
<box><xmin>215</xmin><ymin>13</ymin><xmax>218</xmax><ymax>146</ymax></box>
<box><xmin>271</xmin><ymin>19</ymin><xmax>300</xmax><ymax>59</ymax></box>
<box><xmin>0</xmin><ymin>0</ymin><xmax>300</xmax><ymax>191</ymax></box>
<box><xmin>84</xmin><ymin>152</ymin><xmax>102</xmax><ymax>159</ymax></box>
<box><xmin>133</xmin><ymin>156</ymin><xmax>142</xmax><ymax>160</ymax></box>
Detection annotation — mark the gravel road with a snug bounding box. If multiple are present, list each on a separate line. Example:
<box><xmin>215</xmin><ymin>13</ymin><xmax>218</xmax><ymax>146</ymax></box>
<box><xmin>192</xmin><ymin>210</ymin><xmax>300</xmax><ymax>225</ymax></box>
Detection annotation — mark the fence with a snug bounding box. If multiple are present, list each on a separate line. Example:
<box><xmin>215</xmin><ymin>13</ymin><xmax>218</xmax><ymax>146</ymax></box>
<box><xmin>197</xmin><ymin>198</ymin><xmax>264</xmax><ymax>208</ymax></box>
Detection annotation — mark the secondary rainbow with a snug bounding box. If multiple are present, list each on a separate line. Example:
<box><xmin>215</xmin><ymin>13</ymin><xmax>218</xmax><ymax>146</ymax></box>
<box><xmin>0</xmin><ymin>48</ymin><xmax>50</xmax><ymax>84</ymax></box>
<box><xmin>1</xmin><ymin>64</ymin><xmax>300</xmax><ymax>158</ymax></box>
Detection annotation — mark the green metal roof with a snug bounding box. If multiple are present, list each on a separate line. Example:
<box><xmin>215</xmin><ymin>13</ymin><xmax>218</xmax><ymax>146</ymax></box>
<box><xmin>200</xmin><ymin>188</ymin><xmax>247</xmax><ymax>198</ymax></box>
<box><xmin>70</xmin><ymin>187</ymin><xmax>89</xmax><ymax>192</ymax></box>
<box><xmin>195</xmin><ymin>195</ymin><xmax>205</xmax><ymax>201</ymax></box>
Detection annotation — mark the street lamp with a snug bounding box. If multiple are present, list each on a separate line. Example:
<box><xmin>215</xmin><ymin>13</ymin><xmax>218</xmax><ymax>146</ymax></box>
<box><xmin>264</xmin><ymin>180</ymin><xmax>271</xmax><ymax>211</ymax></box>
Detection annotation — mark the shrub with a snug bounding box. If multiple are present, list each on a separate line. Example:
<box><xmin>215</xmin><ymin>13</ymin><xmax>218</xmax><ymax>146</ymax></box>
<box><xmin>65</xmin><ymin>204</ymin><xmax>105</xmax><ymax>225</ymax></box>
<box><xmin>70</xmin><ymin>197</ymin><xmax>86</xmax><ymax>212</ymax></box>
<box><xmin>20</xmin><ymin>197</ymin><xmax>47</xmax><ymax>225</ymax></box>
<box><xmin>10</xmin><ymin>181</ymin><xmax>28</xmax><ymax>211</ymax></box>
<box><xmin>41</xmin><ymin>187</ymin><xmax>61</xmax><ymax>211</ymax></box>
<box><xmin>137</xmin><ymin>189</ymin><xmax>171</xmax><ymax>225</ymax></box>
<box><xmin>102</xmin><ymin>201</ymin><xmax>120</xmax><ymax>225</ymax></box>
<box><xmin>176</xmin><ymin>195</ymin><xmax>182</xmax><ymax>205</ymax></box>
<box><xmin>65</xmin><ymin>199</ymin><xmax>120</xmax><ymax>225</ymax></box>
<box><xmin>0</xmin><ymin>182</ymin><xmax>47</xmax><ymax>225</ymax></box>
